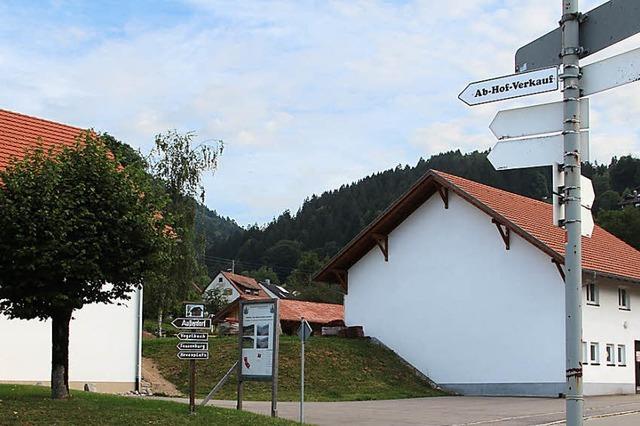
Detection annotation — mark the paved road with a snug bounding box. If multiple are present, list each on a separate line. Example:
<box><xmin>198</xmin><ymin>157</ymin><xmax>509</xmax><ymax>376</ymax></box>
<box><xmin>153</xmin><ymin>394</ymin><xmax>640</xmax><ymax>425</ymax></box>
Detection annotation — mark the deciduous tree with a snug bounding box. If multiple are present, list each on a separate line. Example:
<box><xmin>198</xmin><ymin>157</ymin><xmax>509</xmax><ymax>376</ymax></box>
<box><xmin>0</xmin><ymin>135</ymin><xmax>168</xmax><ymax>399</ymax></box>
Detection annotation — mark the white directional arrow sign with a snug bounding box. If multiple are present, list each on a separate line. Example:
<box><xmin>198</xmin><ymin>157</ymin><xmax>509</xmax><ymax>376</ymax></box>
<box><xmin>490</xmin><ymin>99</ymin><xmax>589</xmax><ymax>140</ymax></box>
<box><xmin>581</xmin><ymin>206</ymin><xmax>595</xmax><ymax>238</ymax></box>
<box><xmin>581</xmin><ymin>175</ymin><xmax>595</xmax><ymax>210</ymax></box>
<box><xmin>487</xmin><ymin>132</ymin><xmax>590</xmax><ymax>170</ymax></box>
<box><xmin>581</xmin><ymin>175</ymin><xmax>595</xmax><ymax>238</ymax></box>
<box><xmin>582</xmin><ymin>46</ymin><xmax>640</xmax><ymax>96</ymax></box>
<box><xmin>459</xmin><ymin>66</ymin><xmax>559</xmax><ymax>106</ymax></box>
<box><xmin>552</xmin><ymin>166</ymin><xmax>595</xmax><ymax>237</ymax></box>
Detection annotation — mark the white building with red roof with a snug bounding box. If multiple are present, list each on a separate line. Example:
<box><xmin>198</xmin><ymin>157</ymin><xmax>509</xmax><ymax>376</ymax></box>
<box><xmin>315</xmin><ymin>169</ymin><xmax>640</xmax><ymax>396</ymax></box>
<box><xmin>0</xmin><ymin>109</ymin><xmax>142</xmax><ymax>393</ymax></box>
<box><xmin>204</xmin><ymin>271</ymin><xmax>271</xmax><ymax>302</ymax></box>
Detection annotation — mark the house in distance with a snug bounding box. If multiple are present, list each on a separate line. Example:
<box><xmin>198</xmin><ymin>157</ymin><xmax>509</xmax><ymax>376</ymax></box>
<box><xmin>315</xmin><ymin>169</ymin><xmax>640</xmax><ymax>397</ymax></box>
<box><xmin>205</xmin><ymin>271</ymin><xmax>344</xmax><ymax>334</ymax></box>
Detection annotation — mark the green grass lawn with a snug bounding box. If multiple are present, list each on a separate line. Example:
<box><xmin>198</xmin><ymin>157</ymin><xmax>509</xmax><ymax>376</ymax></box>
<box><xmin>144</xmin><ymin>335</ymin><xmax>445</xmax><ymax>401</ymax></box>
<box><xmin>0</xmin><ymin>384</ymin><xmax>293</xmax><ymax>425</ymax></box>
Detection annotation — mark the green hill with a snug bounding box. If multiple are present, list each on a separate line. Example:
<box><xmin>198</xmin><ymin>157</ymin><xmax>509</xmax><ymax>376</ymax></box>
<box><xmin>203</xmin><ymin>151</ymin><xmax>640</xmax><ymax>303</ymax></box>
<box><xmin>143</xmin><ymin>336</ymin><xmax>444</xmax><ymax>401</ymax></box>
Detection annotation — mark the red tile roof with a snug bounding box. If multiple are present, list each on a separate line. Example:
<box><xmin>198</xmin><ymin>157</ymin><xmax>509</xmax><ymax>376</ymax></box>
<box><xmin>436</xmin><ymin>170</ymin><xmax>640</xmax><ymax>282</ymax></box>
<box><xmin>0</xmin><ymin>109</ymin><xmax>85</xmax><ymax>171</ymax></box>
<box><xmin>221</xmin><ymin>271</ymin><xmax>270</xmax><ymax>297</ymax></box>
<box><xmin>279</xmin><ymin>299</ymin><xmax>344</xmax><ymax>324</ymax></box>
<box><xmin>315</xmin><ymin>169</ymin><xmax>640</xmax><ymax>286</ymax></box>
<box><xmin>212</xmin><ymin>297</ymin><xmax>344</xmax><ymax>326</ymax></box>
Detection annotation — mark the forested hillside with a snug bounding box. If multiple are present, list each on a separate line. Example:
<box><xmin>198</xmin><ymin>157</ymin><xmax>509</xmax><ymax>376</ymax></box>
<box><xmin>203</xmin><ymin>150</ymin><xmax>640</xmax><ymax>302</ymax></box>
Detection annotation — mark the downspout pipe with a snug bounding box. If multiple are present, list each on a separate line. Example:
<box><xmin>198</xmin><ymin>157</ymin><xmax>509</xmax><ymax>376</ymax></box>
<box><xmin>135</xmin><ymin>285</ymin><xmax>143</xmax><ymax>392</ymax></box>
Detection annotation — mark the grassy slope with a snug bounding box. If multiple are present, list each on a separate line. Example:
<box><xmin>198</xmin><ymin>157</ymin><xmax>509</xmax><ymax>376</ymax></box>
<box><xmin>144</xmin><ymin>335</ymin><xmax>445</xmax><ymax>401</ymax></box>
<box><xmin>0</xmin><ymin>384</ymin><xmax>293</xmax><ymax>425</ymax></box>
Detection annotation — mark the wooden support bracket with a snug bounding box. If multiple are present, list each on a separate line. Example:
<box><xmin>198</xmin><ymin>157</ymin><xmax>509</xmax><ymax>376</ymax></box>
<box><xmin>491</xmin><ymin>219</ymin><xmax>510</xmax><ymax>250</ymax></box>
<box><xmin>332</xmin><ymin>269</ymin><xmax>348</xmax><ymax>289</ymax></box>
<box><xmin>436</xmin><ymin>185</ymin><xmax>449</xmax><ymax>209</ymax></box>
<box><xmin>371</xmin><ymin>233</ymin><xmax>389</xmax><ymax>262</ymax></box>
<box><xmin>552</xmin><ymin>259</ymin><xmax>566</xmax><ymax>282</ymax></box>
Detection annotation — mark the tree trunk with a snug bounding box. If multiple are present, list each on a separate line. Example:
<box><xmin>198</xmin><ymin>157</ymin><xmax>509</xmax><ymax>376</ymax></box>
<box><xmin>158</xmin><ymin>309</ymin><xmax>163</xmax><ymax>337</ymax></box>
<box><xmin>51</xmin><ymin>309</ymin><xmax>73</xmax><ymax>399</ymax></box>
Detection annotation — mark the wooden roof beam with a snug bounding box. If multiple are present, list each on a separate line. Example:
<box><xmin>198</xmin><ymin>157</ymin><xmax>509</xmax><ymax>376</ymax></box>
<box><xmin>332</xmin><ymin>269</ymin><xmax>348</xmax><ymax>291</ymax></box>
<box><xmin>436</xmin><ymin>185</ymin><xmax>449</xmax><ymax>209</ymax></box>
<box><xmin>371</xmin><ymin>233</ymin><xmax>389</xmax><ymax>262</ymax></box>
<box><xmin>491</xmin><ymin>218</ymin><xmax>510</xmax><ymax>250</ymax></box>
<box><xmin>552</xmin><ymin>258</ymin><xmax>566</xmax><ymax>282</ymax></box>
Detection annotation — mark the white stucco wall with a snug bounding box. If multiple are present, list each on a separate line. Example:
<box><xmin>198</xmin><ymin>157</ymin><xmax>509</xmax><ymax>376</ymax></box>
<box><xmin>204</xmin><ymin>273</ymin><xmax>240</xmax><ymax>303</ymax></box>
<box><xmin>0</xmin><ymin>288</ymin><xmax>141</xmax><ymax>389</ymax></box>
<box><xmin>583</xmin><ymin>276</ymin><xmax>640</xmax><ymax>394</ymax></box>
<box><xmin>346</xmin><ymin>191</ymin><xmax>566</xmax><ymax>393</ymax></box>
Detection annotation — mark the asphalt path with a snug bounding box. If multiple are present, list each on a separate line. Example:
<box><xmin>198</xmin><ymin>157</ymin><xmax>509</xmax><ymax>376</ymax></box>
<box><xmin>152</xmin><ymin>394</ymin><xmax>640</xmax><ymax>425</ymax></box>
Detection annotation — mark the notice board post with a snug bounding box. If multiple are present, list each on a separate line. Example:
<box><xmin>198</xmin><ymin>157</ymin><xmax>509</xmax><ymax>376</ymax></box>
<box><xmin>236</xmin><ymin>299</ymin><xmax>279</xmax><ymax>418</ymax></box>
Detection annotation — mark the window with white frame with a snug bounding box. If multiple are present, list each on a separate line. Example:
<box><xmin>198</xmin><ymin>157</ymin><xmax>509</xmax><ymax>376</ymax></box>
<box><xmin>223</xmin><ymin>288</ymin><xmax>232</xmax><ymax>295</ymax></box>
<box><xmin>586</xmin><ymin>283</ymin><xmax>599</xmax><ymax>305</ymax></box>
<box><xmin>582</xmin><ymin>341</ymin><xmax>588</xmax><ymax>365</ymax></box>
<box><xmin>606</xmin><ymin>344</ymin><xmax>615</xmax><ymax>365</ymax></box>
<box><xmin>617</xmin><ymin>345</ymin><xmax>626</xmax><ymax>366</ymax></box>
<box><xmin>590</xmin><ymin>342</ymin><xmax>600</xmax><ymax>365</ymax></box>
<box><xmin>618</xmin><ymin>288</ymin><xmax>630</xmax><ymax>310</ymax></box>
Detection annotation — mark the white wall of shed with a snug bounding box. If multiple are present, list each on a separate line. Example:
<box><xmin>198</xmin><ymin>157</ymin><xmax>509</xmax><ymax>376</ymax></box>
<box><xmin>345</xmin><ymin>191</ymin><xmax>566</xmax><ymax>385</ymax></box>
<box><xmin>0</xmin><ymin>287</ymin><xmax>141</xmax><ymax>385</ymax></box>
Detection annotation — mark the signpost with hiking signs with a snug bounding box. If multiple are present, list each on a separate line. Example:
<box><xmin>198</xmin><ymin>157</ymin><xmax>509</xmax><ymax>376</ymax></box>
<box><xmin>459</xmin><ymin>1</ymin><xmax>640</xmax><ymax>424</ymax></box>
<box><xmin>172</xmin><ymin>302</ymin><xmax>210</xmax><ymax>415</ymax></box>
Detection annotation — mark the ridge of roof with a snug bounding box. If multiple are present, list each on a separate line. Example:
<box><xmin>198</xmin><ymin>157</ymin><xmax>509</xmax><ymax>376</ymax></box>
<box><xmin>314</xmin><ymin>169</ymin><xmax>640</xmax><ymax>287</ymax></box>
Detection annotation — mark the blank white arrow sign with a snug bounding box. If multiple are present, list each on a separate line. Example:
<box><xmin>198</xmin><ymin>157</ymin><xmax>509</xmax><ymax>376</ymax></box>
<box><xmin>582</xmin><ymin>46</ymin><xmax>640</xmax><ymax>96</ymax></box>
<box><xmin>488</xmin><ymin>132</ymin><xmax>590</xmax><ymax>170</ymax></box>
<box><xmin>581</xmin><ymin>175</ymin><xmax>595</xmax><ymax>210</ymax></box>
<box><xmin>490</xmin><ymin>99</ymin><xmax>589</xmax><ymax>140</ymax></box>
<box><xmin>552</xmin><ymin>166</ymin><xmax>595</xmax><ymax>238</ymax></box>
<box><xmin>582</xmin><ymin>206</ymin><xmax>594</xmax><ymax>238</ymax></box>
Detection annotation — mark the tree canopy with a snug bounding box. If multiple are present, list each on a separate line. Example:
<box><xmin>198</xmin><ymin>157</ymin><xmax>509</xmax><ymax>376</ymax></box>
<box><xmin>0</xmin><ymin>134</ymin><xmax>169</xmax><ymax>398</ymax></box>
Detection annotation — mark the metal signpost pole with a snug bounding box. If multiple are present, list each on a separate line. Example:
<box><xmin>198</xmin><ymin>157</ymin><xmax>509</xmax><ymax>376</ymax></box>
<box><xmin>236</xmin><ymin>301</ymin><xmax>244</xmax><ymax>411</ymax></box>
<box><xmin>271</xmin><ymin>300</ymin><xmax>280</xmax><ymax>418</ymax></box>
<box><xmin>300</xmin><ymin>317</ymin><xmax>305</xmax><ymax>424</ymax></box>
<box><xmin>561</xmin><ymin>1</ymin><xmax>583</xmax><ymax>425</ymax></box>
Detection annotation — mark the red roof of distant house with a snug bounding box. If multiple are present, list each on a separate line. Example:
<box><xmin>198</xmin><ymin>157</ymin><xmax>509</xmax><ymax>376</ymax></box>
<box><xmin>221</xmin><ymin>271</ymin><xmax>270</xmax><ymax>297</ymax></box>
<box><xmin>315</xmin><ymin>169</ymin><xmax>640</xmax><ymax>286</ymax></box>
<box><xmin>212</xmin><ymin>296</ymin><xmax>344</xmax><ymax>326</ymax></box>
<box><xmin>279</xmin><ymin>299</ymin><xmax>344</xmax><ymax>324</ymax></box>
<box><xmin>0</xmin><ymin>109</ymin><xmax>85</xmax><ymax>171</ymax></box>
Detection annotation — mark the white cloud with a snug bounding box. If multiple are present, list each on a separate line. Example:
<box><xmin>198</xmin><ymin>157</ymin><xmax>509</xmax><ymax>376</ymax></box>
<box><xmin>1</xmin><ymin>0</ymin><xmax>639</xmax><ymax>225</ymax></box>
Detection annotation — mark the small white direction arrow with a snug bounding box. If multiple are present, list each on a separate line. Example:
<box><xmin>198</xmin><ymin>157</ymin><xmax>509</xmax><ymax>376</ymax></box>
<box><xmin>459</xmin><ymin>66</ymin><xmax>559</xmax><ymax>106</ymax></box>
<box><xmin>490</xmin><ymin>99</ymin><xmax>589</xmax><ymax>140</ymax></box>
<box><xmin>487</xmin><ymin>132</ymin><xmax>590</xmax><ymax>171</ymax></box>
<box><xmin>552</xmin><ymin>166</ymin><xmax>594</xmax><ymax>238</ymax></box>
<box><xmin>581</xmin><ymin>175</ymin><xmax>595</xmax><ymax>210</ymax></box>
<box><xmin>582</xmin><ymin>46</ymin><xmax>640</xmax><ymax>96</ymax></box>
<box><xmin>582</xmin><ymin>206</ymin><xmax>594</xmax><ymax>238</ymax></box>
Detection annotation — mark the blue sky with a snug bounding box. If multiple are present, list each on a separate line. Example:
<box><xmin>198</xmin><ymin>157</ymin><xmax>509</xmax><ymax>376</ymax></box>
<box><xmin>1</xmin><ymin>0</ymin><xmax>639</xmax><ymax>226</ymax></box>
